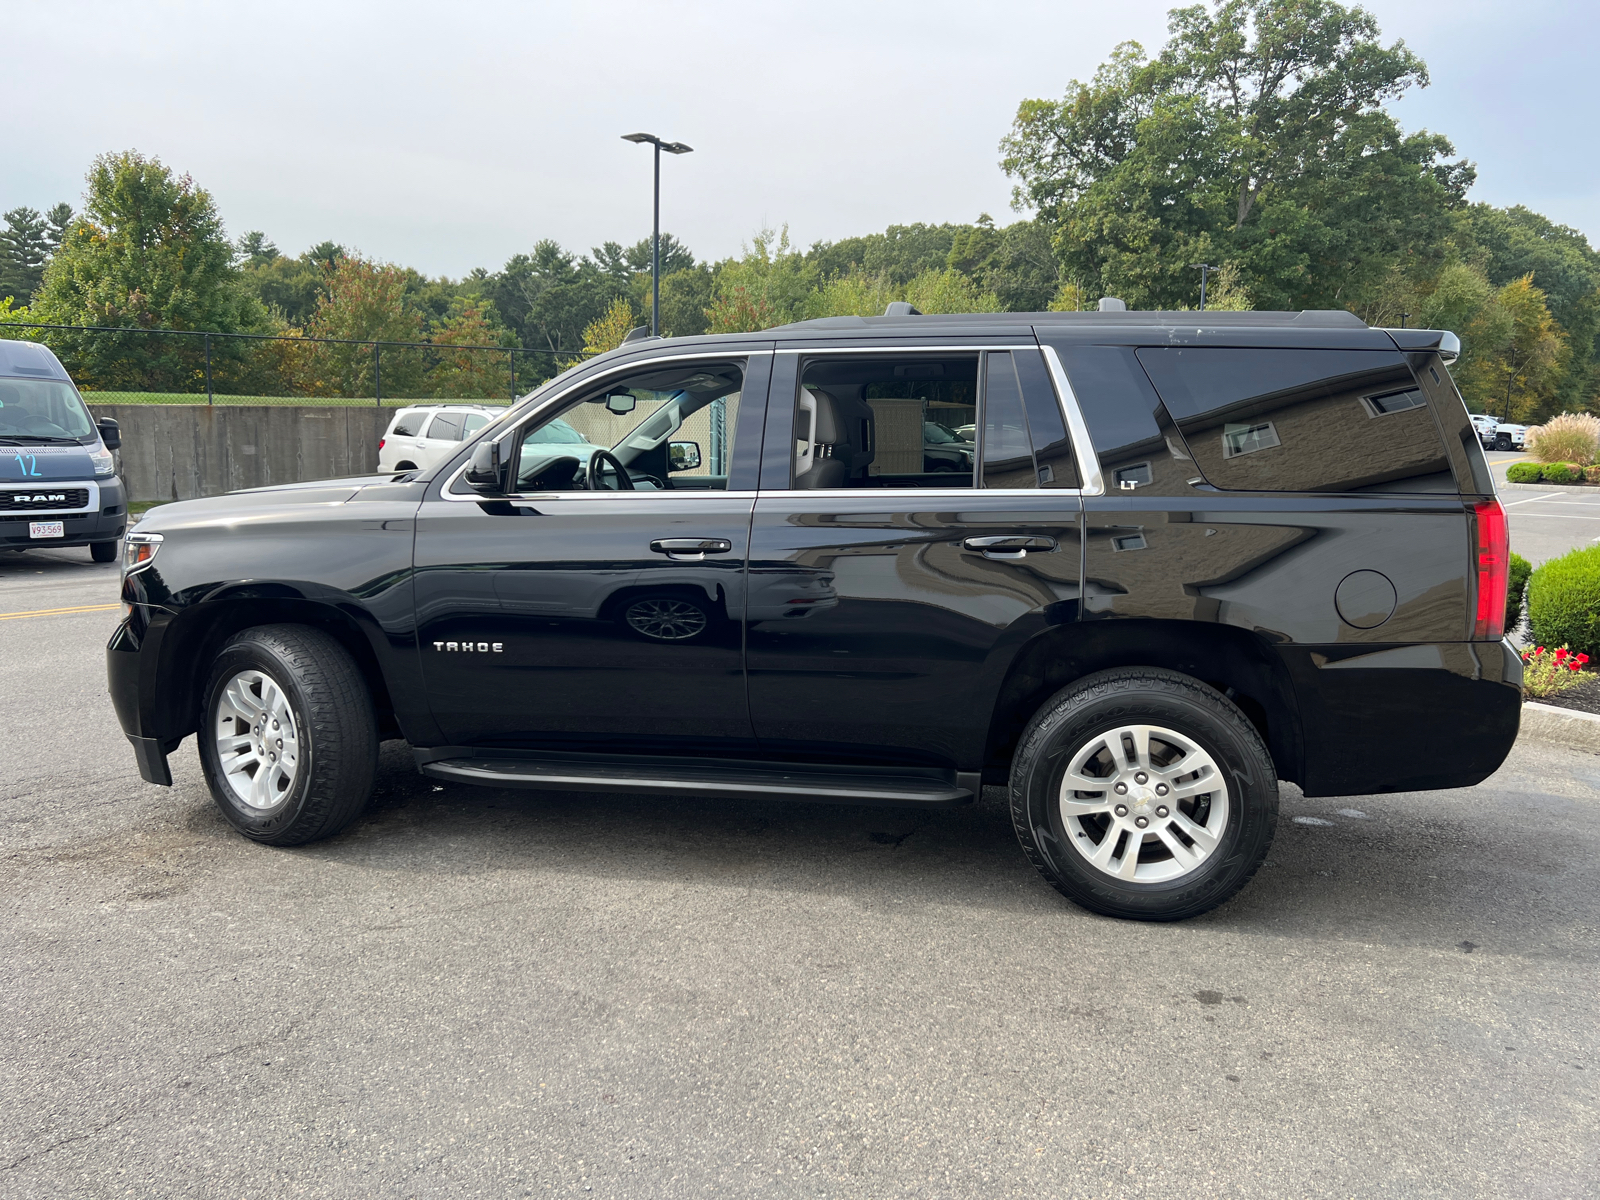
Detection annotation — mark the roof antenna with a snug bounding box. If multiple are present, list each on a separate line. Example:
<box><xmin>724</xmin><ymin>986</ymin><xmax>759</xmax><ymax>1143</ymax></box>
<box><xmin>883</xmin><ymin>301</ymin><xmax>922</xmax><ymax>317</ymax></box>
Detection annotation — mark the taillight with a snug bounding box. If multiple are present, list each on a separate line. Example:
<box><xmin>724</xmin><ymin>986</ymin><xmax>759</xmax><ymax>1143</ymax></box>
<box><xmin>378</xmin><ymin>437</ymin><xmax>386</xmax><ymax>450</ymax></box>
<box><xmin>1472</xmin><ymin>498</ymin><xmax>1508</xmax><ymax>640</ymax></box>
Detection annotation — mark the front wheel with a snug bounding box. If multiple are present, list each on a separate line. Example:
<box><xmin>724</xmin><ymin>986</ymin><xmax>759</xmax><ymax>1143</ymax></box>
<box><xmin>1495</xmin><ymin>434</ymin><xmax>1512</xmax><ymax>451</ymax></box>
<box><xmin>198</xmin><ymin>625</ymin><xmax>377</xmax><ymax>845</ymax></box>
<box><xmin>1010</xmin><ymin>667</ymin><xmax>1278</xmax><ymax>921</ymax></box>
<box><xmin>90</xmin><ymin>540</ymin><xmax>118</xmax><ymax>563</ymax></box>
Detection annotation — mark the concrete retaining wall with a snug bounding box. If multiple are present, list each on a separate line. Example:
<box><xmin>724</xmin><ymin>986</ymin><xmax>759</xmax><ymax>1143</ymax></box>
<box><xmin>87</xmin><ymin>404</ymin><xmax>391</xmax><ymax>502</ymax></box>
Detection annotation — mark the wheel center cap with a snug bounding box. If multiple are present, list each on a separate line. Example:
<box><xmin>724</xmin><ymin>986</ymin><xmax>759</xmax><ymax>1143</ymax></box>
<box><xmin>1127</xmin><ymin>784</ymin><xmax>1155</xmax><ymax>808</ymax></box>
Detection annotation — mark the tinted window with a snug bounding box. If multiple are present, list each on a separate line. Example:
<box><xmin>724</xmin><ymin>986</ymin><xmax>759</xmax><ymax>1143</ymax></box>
<box><xmin>391</xmin><ymin>414</ymin><xmax>423</xmax><ymax>437</ymax></box>
<box><xmin>1013</xmin><ymin>348</ymin><xmax>1079</xmax><ymax>487</ymax></box>
<box><xmin>981</xmin><ymin>352</ymin><xmax>1036</xmax><ymax>489</ymax></box>
<box><xmin>1138</xmin><ymin>348</ymin><xmax>1455</xmax><ymax>493</ymax></box>
<box><xmin>426</xmin><ymin>413</ymin><xmax>465</xmax><ymax>442</ymax></box>
<box><xmin>1047</xmin><ymin>342</ymin><xmax>1195</xmax><ymax>496</ymax></box>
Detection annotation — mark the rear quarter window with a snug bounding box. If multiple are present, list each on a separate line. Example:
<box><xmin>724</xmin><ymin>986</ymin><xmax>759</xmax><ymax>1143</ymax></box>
<box><xmin>391</xmin><ymin>414</ymin><xmax>423</xmax><ymax>437</ymax></box>
<box><xmin>1137</xmin><ymin>348</ymin><xmax>1456</xmax><ymax>493</ymax></box>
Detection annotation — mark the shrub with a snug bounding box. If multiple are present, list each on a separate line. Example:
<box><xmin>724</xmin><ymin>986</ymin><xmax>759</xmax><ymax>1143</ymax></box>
<box><xmin>1520</xmin><ymin>645</ymin><xmax>1592</xmax><ymax>698</ymax></box>
<box><xmin>1524</xmin><ymin>413</ymin><xmax>1600</xmax><ymax>465</ymax></box>
<box><xmin>1506</xmin><ymin>461</ymin><xmax>1543</xmax><ymax>483</ymax></box>
<box><xmin>1587</xmin><ymin>465</ymin><xmax>1600</xmax><ymax>484</ymax></box>
<box><xmin>1506</xmin><ymin>552</ymin><xmax>1532</xmax><ymax>632</ymax></box>
<box><xmin>1541</xmin><ymin>462</ymin><xmax>1583</xmax><ymax>484</ymax></box>
<box><xmin>1528</xmin><ymin>544</ymin><xmax>1600</xmax><ymax>662</ymax></box>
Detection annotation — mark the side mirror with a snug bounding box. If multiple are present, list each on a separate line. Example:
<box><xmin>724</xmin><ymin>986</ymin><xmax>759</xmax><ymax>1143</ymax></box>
<box><xmin>463</xmin><ymin>440</ymin><xmax>506</xmax><ymax>495</ymax></box>
<box><xmin>604</xmin><ymin>389</ymin><xmax>637</xmax><ymax>415</ymax></box>
<box><xmin>668</xmin><ymin>441</ymin><xmax>701</xmax><ymax>472</ymax></box>
<box><xmin>97</xmin><ymin>417</ymin><xmax>121</xmax><ymax>450</ymax></box>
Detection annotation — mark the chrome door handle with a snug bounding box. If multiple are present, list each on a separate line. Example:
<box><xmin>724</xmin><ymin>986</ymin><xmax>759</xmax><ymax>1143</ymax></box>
<box><xmin>962</xmin><ymin>535</ymin><xmax>1058</xmax><ymax>560</ymax></box>
<box><xmin>650</xmin><ymin>538</ymin><xmax>733</xmax><ymax>561</ymax></box>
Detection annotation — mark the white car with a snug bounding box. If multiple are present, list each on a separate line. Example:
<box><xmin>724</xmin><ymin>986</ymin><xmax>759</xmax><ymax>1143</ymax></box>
<box><xmin>378</xmin><ymin>405</ymin><xmax>504</xmax><ymax>473</ymax></box>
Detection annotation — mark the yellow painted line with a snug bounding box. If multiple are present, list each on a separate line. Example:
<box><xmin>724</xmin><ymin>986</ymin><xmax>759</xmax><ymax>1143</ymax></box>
<box><xmin>0</xmin><ymin>602</ymin><xmax>121</xmax><ymax>621</ymax></box>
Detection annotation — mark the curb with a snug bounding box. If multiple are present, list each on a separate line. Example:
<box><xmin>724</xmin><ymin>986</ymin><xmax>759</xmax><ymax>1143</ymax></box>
<box><xmin>1520</xmin><ymin>701</ymin><xmax>1600</xmax><ymax>752</ymax></box>
<box><xmin>1498</xmin><ymin>481</ymin><xmax>1600</xmax><ymax>494</ymax></box>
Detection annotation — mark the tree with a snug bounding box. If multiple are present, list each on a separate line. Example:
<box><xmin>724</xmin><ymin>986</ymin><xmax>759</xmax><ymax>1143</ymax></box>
<box><xmin>807</xmin><ymin>223</ymin><xmax>970</xmax><ymax>286</ymax></box>
<box><xmin>624</xmin><ymin>232</ymin><xmax>696</xmax><ymax>277</ymax></box>
<box><xmin>706</xmin><ymin>227</ymin><xmax>817</xmax><ymax>332</ymax></box>
<box><xmin>479</xmin><ymin>240</ymin><xmax>624</xmax><ymax>379</ymax></box>
<box><xmin>1001</xmin><ymin>0</ymin><xmax>1473</xmax><ymax>311</ymax></box>
<box><xmin>1449</xmin><ymin>275</ymin><xmax>1569</xmax><ymax>422</ymax></box>
<box><xmin>0</xmin><ymin>207</ymin><xmax>49</xmax><ymax>304</ymax></box>
<box><xmin>236</xmin><ymin>231</ymin><xmax>279</xmax><ymax>267</ymax></box>
<box><xmin>428</xmin><ymin>294</ymin><xmax>515</xmax><ymax>399</ymax></box>
<box><xmin>44</xmin><ymin>203</ymin><xmax>74</xmax><ymax>253</ymax></box>
<box><xmin>28</xmin><ymin>151</ymin><xmax>266</xmax><ymax>390</ymax></box>
<box><xmin>298</xmin><ymin>255</ymin><xmax>424</xmax><ymax>397</ymax></box>
<box><xmin>582</xmin><ymin>297</ymin><xmax>638</xmax><ymax>356</ymax></box>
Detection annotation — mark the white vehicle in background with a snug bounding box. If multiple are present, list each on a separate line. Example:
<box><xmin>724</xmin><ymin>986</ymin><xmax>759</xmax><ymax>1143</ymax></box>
<box><xmin>1490</xmin><ymin>421</ymin><xmax>1529</xmax><ymax>452</ymax></box>
<box><xmin>378</xmin><ymin>405</ymin><xmax>503</xmax><ymax>472</ymax></box>
<box><xmin>1468</xmin><ymin>414</ymin><xmax>1498</xmax><ymax>448</ymax></box>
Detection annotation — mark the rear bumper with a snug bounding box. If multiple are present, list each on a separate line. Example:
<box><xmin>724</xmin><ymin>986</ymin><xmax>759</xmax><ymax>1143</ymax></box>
<box><xmin>1284</xmin><ymin>640</ymin><xmax>1522</xmax><ymax>797</ymax></box>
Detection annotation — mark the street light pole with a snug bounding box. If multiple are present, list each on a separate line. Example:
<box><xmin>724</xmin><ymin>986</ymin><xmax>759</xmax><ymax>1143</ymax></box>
<box><xmin>1190</xmin><ymin>263</ymin><xmax>1218</xmax><ymax>311</ymax></box>
<box><xmin>622</xmin><ymin>132</ymin><xmax>694</xmax><ymax>338</ymax></box>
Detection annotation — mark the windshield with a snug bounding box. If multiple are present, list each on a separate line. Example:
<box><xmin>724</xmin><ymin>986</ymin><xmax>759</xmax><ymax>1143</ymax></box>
<box><xmin>526</xmin><ymin>417</ymin><xmax>589</xmax><ymax>444</ymax></box>
<box><xmin>0</xmin><ymin>378</ymin><xmax>95</xmax><ymax>440</ymax></box>
<box><xmin>923</xmin><ymin>421</ymin><xmax>960</xmax><ymax>444</ymax></box>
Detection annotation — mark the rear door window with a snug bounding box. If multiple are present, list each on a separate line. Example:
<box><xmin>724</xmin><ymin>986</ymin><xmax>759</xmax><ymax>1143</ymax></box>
<box><xmin>1137</xmin><ymin>348</ymin><xmax>1455</xmax><ymax>493</ymax></box>
<box><xmin>426</xmin><ymin>412</ymin><xmax>465</xmax><ymax>442</ymax></box>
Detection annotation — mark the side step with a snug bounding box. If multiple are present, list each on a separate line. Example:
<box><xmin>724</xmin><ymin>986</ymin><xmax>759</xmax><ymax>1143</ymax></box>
<box><xmin>416</xmin><ymin>750</ymin><xmax>975</xmax><ymax>809</ymax></box>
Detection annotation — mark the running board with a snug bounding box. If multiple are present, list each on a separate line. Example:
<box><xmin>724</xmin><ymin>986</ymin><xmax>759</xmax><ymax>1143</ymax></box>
<box><xmin>416</xmin><ymin>750</ymin><xmax>975</xmax><ymax>808</ymax></box>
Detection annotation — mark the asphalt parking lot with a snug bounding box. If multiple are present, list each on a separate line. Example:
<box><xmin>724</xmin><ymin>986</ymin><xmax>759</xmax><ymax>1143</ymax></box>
<box><xmin>1488</xmin><ymin>452</ymin><xmax>1600</xmax><ymax>569</ymax></box>
<box><xmin>2</xmin><ymin>487</ymin><xmax>1599</xmax><ymax>1199</ymax></box>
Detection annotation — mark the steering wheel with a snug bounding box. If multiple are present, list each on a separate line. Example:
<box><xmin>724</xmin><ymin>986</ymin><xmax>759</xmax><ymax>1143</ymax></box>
<box><xmin>585</xmin><ymin>449</ymin><xmax>635</xmax><ymax>491</ymax></box>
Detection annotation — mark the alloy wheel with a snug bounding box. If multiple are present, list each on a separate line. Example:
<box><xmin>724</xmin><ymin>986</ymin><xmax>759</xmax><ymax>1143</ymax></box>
<box><xmin>213</xmin><ymin>669</ymin><xmax>301</xmax><ymax>810</ymax></box>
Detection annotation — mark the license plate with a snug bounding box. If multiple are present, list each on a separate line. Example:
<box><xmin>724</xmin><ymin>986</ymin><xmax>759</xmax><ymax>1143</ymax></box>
<box><xmin>29</xmin><ymin>521</ymin><xmax>64</xmax><ymax>539</ymax></box>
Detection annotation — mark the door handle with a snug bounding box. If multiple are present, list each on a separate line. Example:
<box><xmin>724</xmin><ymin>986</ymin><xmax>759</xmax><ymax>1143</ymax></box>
<box><xmin>650</xmin><ymin>538</ymin><xmax>733</xmax><ymax>561</ymax></box>
<box><xmin>961</xmin><ymin>535</ymin><xmax>1058</xmax><ymax>560</ymax></box>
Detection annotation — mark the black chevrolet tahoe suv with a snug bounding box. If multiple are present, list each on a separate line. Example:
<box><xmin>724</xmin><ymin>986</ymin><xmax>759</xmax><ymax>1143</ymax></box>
<box><xmin>108</xmin><ymin>309</ymin><xmax>1520</xmax><ymax>921</ymax></box>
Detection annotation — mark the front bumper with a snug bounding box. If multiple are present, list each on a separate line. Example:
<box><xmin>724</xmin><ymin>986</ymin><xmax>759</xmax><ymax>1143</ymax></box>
<box><xmin>2</xmin><ymin>477</ymin><xmax>126</xmax><ymax>549</ymax></box>
<box><xmin>107</xmin><ymin>604</ymin><xmax>182</xmax><ymax>786</ymax></box>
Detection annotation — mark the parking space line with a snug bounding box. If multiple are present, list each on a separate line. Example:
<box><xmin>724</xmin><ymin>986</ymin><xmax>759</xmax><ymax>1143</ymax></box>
<box><xmin>0</xmin><ymin>602</ymin><xmax>121</xmax><ymax>621</ymax></box>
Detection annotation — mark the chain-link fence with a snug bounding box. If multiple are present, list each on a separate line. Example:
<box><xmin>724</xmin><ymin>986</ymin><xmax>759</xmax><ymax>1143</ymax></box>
<box><xmin>0</xmin><ymin>322</ymin><xmax>593</xmax><ymax>406</ymax></box>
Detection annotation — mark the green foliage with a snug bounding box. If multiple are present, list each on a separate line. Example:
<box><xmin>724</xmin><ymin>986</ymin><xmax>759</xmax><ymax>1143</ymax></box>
<box><xmin>706</xmin><ymin>228</ymin><xmax>818</xmax><ymax>332</ymax></box>
<box><xmin>807</xmin><ymin>223</ymin><xmax>966</xmax><ymax>286</ymax></box>
<box><xmin>426</xmin><ymin>294</ymin><xmax>516</xmax><ymax>400</ymax></box>
<box><xmin>43</xmin><ymin>203</ymin><xmax>74</xmax><ymax>253</ymax></box>
<box><xmin>1000</xmin><ymin>0</ymin><xmax>1472</xmax><ymax>311</ymax></box>
<box><xmin>0</xmin><ymin>207</ymin><xmax>50</xmax><ymax>304</ymax></box>
<box><xmin>29</xmin><ymin>151</ymin><xmax>267</xmax><ymax>391</ymax></box>
<box><xmin>582</xmin><ymin>297</ymin><xmax>638</xmax><ymax>356</ymax></box>
<box><xmin>298</xmin><ymin>255</ymin><xmax>424</xmax><ymax>396</ymax></box>
<box><xmin>1506</xmin><ymin>551</ymin><xmax>1532</xmax><ymax>632</ymax></box>
<box><xmin>1527</xmin><ymin>544</ymin><xmax>1600</xmax><ymax>662</ymax></box>
<box><xmin>1540</xmin><ymin>462</ymin><xmax>1584</xmax><ymax>484</ymax></box>
<box><xmin>1505</xmin><ymin>461</ymin><xmax>1543</xmax><ymax>483</ymax></box>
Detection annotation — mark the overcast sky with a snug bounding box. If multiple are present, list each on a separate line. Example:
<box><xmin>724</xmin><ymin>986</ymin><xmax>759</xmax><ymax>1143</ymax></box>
<box><xmin>7</xmin><ymin>0</ymin><xmax>1597</xmax><ymax>279</ymax></box>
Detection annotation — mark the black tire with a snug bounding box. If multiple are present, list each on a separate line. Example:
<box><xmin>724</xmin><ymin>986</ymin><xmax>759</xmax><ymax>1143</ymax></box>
<box><xmin>90</xmin><ymin>540</ymin><xmax>118</xmax><ymax>563</ymax></box>
<box><xmin>1495</xmin><ymin>434</ymin><xmax>1512</xmax><ymax>451</ymax></box>
<box><xmin>1010</xmin><ymin>667</ymin><xmax>1277</xmax><ymax>921</ymax></box>
<box><xmin>197</xmin><ymin>624</ymin><xmax>377</xmax><ymax>846</ymax></box>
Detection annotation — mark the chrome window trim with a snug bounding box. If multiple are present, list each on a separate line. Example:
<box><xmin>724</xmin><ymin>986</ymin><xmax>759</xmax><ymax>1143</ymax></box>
<box><xmin>1039</xmin><ymin>344</ymin><xmax>1105</xmax><ymax>496</ymax></box>
<box><xmin>439</xmin><ymin>349</ymin><xmax>771</xmax><ymax>504</ymax></box>
<box><xmin>752</xmin><ymin>487</ymin><xmax>1082</xmax><ymax>502</ymax></box>
<box><xmin>775</xmin><ymin>344</ymin><xmax>1039</xmax><ymax>354</ymax></box>
<box><xmin>0</xmin><ymin>479</ymin><xmax>101</xmax><ymax>516</ymax></box>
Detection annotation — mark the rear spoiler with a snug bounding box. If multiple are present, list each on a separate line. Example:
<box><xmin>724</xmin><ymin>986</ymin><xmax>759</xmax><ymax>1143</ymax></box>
<box><xmin>1384</xmin><ymin>328</ymin><xmax>1460</xmax><ymax>365</ymax></box>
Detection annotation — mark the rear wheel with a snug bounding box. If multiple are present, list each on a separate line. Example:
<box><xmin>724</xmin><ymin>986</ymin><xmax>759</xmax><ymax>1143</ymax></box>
<box><xmin>1495</xmin><ymin>434</ymin><xmax>1512</xmax><ymax>451</ymax></box>
<box><xmin>1010</xmin><ymin>667</ymin><xmax>1277</xmax><ymax>921</ymax></box>
<box><xmin>198</xmin><ymin>625</ymin><xmax>377</xmax><ymax>845</ymax></box>
<box><xmin>90</xmin><ymin>540</ymin><xmax>118</xmax><ymax>563</ymax></box>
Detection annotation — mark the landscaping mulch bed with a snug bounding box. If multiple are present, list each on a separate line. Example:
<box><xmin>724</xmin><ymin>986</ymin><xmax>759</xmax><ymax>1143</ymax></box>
<box><xmin>1531</xmin><ymin>675</ymin><xmax>1600</xmax><ymax>716</ymax></box>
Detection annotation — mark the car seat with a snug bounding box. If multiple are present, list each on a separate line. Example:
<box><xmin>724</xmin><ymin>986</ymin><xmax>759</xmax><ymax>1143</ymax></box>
<box><xmin>795</xmin><ymin>387</ymin><xmax>875</xmax><ymax>488</ymax></box>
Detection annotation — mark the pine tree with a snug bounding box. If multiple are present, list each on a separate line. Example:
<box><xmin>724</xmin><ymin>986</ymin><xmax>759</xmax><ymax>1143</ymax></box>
<box><xmin>44</xmin><ymin>203</ymin><xmax>74</xmax><ymax>253</ymax></box>
<box><xmin>0</xmin><ymin>207</ymin><xmax>50</xmax><ymax>304</ymax></box>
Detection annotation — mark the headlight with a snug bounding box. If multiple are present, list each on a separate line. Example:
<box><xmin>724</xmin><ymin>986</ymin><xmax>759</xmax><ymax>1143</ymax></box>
<box><xmin>123</xmin><ymin>530</ymin><xmax>163</xmax><ymax>579</ymax></box>
<box><xmin>88</xmin><ymin>444</ymin><xmax>116</xmax><ymax>477</ymax></box>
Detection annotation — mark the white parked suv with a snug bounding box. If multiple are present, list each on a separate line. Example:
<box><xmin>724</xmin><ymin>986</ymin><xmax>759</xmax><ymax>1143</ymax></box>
<box><xmin>378</xmin><ymin>405</ymin><xmax>506</xmax><ymax>472</ymax></box>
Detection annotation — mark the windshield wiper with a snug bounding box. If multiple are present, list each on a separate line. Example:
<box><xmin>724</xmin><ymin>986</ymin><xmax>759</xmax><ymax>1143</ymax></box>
<box><xmin>0</xmin><ymin>435</ymin><xmax>84</xmax><ymax>445</ymax></box>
